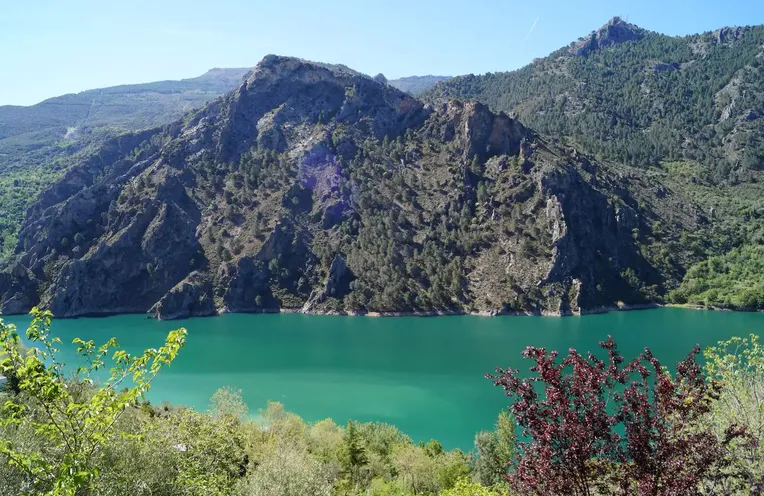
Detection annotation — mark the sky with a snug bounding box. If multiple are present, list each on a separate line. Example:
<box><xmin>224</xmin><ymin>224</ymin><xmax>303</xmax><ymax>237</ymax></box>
<box><xmin>1</xmin><ymin>0</ymin><xmax>763</xmax><ymax>106</ymax></box>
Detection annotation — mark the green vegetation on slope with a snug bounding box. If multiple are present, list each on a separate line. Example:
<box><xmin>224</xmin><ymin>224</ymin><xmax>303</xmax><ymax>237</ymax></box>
<box><xmin>425</xmin><ymin>19</ymin><xmax>764</xmax><ymax>313</ymax></box>
<box><xmin>3</xmin><ymin>56</ymin><xmax>724</xmax><ymax>318</ymax></box>
<box><xmin>669</xmin><ymin>244</ymin><xmax>764</xmax><ymax>309</ymax></box>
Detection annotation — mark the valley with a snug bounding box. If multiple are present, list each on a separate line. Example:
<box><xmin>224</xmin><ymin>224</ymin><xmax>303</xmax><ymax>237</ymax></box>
<box><xmin>3</xmin><ymin>9</ymin><xmax>764</xmax><ymax>495</ymax></box>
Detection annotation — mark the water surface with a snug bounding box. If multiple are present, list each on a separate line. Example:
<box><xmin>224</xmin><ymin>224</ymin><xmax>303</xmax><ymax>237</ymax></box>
<box><xmin>3</xmin><ymin>308</ymin><xmax>762</xmax><ymax>450</ymax></box>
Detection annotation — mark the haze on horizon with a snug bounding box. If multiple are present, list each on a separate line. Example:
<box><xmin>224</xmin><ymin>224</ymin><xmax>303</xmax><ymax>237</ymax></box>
<box><xmin>1</xmin><ymin>0</ymin><xmax>763</xmax><ymax>106</ymax></box>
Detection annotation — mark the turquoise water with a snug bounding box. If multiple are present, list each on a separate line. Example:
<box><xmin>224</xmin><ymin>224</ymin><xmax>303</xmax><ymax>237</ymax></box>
<box><xmin>3</xmin><ymin>308</ymin><xmax>762</xmax><ymax>450</ymax></box>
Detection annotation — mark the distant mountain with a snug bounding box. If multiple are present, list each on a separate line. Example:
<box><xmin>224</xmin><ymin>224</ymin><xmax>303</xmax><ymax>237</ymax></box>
<box><xmin>0</xmin><ymin>68</ymin><xmax>249</xmax><ymax>260</ymax></box>
<box><xmin>0</xmin><ymin>68</ymin><xmax>250</xmax><ymax>141</ymax></box>
<box><xmin>0</xmin><ymin>56</ymin><xmax>705</xmax><ymax>318</ymax></box>
<box><xmin>389</xmin><ymin>75</ymin><xmax>451</xmax><ymax>96</ymax></box>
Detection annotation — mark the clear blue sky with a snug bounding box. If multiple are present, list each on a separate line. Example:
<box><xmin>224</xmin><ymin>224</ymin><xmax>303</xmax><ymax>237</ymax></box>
<box><xmin>2</xmin><ymin>0</ymin><xmax>763</xmax><ymax>106</ymax></box>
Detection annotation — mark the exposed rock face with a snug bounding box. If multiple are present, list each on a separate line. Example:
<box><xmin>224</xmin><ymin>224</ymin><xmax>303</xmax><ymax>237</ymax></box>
<box><xmin>571</xmin><ymin>17</ymin><xmax>645</xmax><ymax>57</ymax></box>
<box><xmin>150</xmin><ymin>271</ymin><xmax>215</xmax><ymax>320</ymax></box>
<box><xmin>302</xmin><ymin>254</ymin><xmax>353</xmax><ymax>312</ymax></box>
<box><xmin>534</xmin><ymin>164</ymin><xmax>659</xmax><ymax>310</ymax></box>
<box><xmin>423</xmin><ymin>100</ymin><xmax>531</xmax><ymax>166</ymax></box>
<box><xmin>0</xmin><ymin>55</ymin><xmax>703</xmax><ymax>318</ymax></box>
<box><xmin>217</xmin><ymin>256</ymin><xmax>270</xmax><ymax>312</ymax></box>
<box><xmin>213</xmin><ymin>55</ymin><xmax>430</xmax><ymax>162</ymax></box>
<box><xmin>714</xmin><ymin>26</ymin><xmax>745</xmax><ymax>45</ymax></box>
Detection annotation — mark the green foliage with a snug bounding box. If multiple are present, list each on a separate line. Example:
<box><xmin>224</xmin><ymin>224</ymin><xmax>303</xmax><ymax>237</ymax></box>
<box><xmin>473</xmin><ymin>411</ymin><xmax>516</xmax><ymax>487</ymax></box>
<box><xmin>702</xmin><ymin>335</ymin><xmax>764</xmax><ymax>492</ymax></box>
<box><xmin>669</xmin><ymin>245</ymin><xmax>764</xmax><ymax>309</ymax></box>
<box><xmin>0</xmin><ymin>308</ymin><xmax>186</xmax><ymax>495</ymax></box>
<box><xmin>341</xmin><ymin>420</ymin><xmax>369</xmax><ymax>485</ymax></box>
<box><xmin>236</xmin><ymin>443</ymin><xmax>332</xmax><ymax>496</ymax></box>
<box><xmin>440</xmin><ymin>477</ymin><xmax>508</xmax><ymax>496</ymax></box>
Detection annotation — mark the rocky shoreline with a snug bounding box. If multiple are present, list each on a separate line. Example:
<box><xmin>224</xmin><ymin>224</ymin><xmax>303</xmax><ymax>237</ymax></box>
<box><xmin>143</xmin><ymin>302</ymin><xmax>666</xmax><ymax>320</ymax></box>
<box><xmin>7</xmin><ymin>301</ymin><xmax>748</xmax><ymax>322</ymax></box>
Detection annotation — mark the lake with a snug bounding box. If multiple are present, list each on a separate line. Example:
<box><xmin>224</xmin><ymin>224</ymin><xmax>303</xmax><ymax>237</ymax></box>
<box><xmin>2</xmin><ymin>308</ymin><xmax>763</xmax><ymax>450</ymax></box>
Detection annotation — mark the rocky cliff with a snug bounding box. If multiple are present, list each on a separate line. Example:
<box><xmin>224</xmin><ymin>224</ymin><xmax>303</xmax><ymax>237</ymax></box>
<box><xmin>570</xmin><ymin>17</ymin><xmax>645</xmax><ymax>57</ymax></box>
<box><xmin>0</xmin><ymin>56</ymin><xmax>704</xmax><ymax>319</ymax></box>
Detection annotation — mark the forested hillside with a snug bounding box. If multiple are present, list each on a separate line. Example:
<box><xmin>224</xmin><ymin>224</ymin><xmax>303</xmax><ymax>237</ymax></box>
<box><xmin>3</xmin><ymin>18</ymin><xmax>764</xmax><ymax>315</ymax></box>
<box><xmin>427</xmin><ymin>17</ymin><xmax>764</xmax><ymax>179</ymax></box>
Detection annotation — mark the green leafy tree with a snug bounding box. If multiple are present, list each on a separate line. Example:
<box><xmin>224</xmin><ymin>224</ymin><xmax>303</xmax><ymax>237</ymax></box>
<box><xmin>473</xmin><ymin>411</ymin><xmax>516</xmax><ymax>486</ymax></box>
<box><xmin>0</xmin><ymin>308</ymin><xmax>187</xmax><ymax>496</ymax></box>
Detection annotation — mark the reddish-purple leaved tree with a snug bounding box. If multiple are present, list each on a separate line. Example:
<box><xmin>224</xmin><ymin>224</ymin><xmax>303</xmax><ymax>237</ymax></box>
<box><xmin>490</xmin><ymin>337</ymin><xmax>731</xmax><ymax>496</ymax></box>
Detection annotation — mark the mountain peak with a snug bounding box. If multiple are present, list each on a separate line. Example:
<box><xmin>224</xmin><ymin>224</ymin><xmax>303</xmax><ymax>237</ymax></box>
<box><xmin>570</xmin><ymin>16</ymin><xmax>645</xmax><ymax>56</ymax></box>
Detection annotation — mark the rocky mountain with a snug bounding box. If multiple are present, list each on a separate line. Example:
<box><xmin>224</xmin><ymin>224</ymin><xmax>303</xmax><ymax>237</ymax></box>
<box><xmin>426</xmin><ymin>18</ymin><xmax>764</xmax><ymax>310</ymax></box>
<box><xmin>388</xmin><ymin>76</ymin><xmax>451</xmax><ymax>96</ymax></box>
<box><xmin>426</xmin><ymin>17</ymin><xmax>764</xmax><ymax>181</ymax></box>
<box><xmin>0</xmin><ymin>55</ymin><xmax>709</xmax><ymax>319</ymax></box>
<box><xmin>569</xmin><ymin>16</ymin><xmax>645</xmax><ymax>57</ymax></box>
<box><xmin>0</xmin><ymin>68</ymin><xmax>249</xmax><ymax>261</ymax></box>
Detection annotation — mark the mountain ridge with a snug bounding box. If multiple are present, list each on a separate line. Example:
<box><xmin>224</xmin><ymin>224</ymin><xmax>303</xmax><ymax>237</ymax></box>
<box><xmin>0</xmin><ymin>55</ymin><xmax>706</xmax><ymax>319</ymax></box>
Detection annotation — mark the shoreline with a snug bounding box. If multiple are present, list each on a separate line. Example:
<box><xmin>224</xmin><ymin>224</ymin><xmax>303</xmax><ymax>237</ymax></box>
<box><xmin>4</xmin><ymin>302</ymin><xmax>760</xmax><ymax>322</ymax></box>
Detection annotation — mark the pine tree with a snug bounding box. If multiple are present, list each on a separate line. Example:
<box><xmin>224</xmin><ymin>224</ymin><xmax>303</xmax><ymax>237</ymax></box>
<box><xmin>342</xmin><ymin>420</ymin><xmax>368</xmax><ymax>484</ymax></box>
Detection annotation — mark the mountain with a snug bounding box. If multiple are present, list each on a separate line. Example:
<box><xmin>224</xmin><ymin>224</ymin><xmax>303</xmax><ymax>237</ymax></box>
<box><xmin>426</xmin><ymin>17</ymin><xmax>764</xmax><ymax>180</ymax></box>
<box><xmin>0</xmin><ymin>55</ymin><xmax>708</xmax><ymax>319</ymax></box>
<box><xmin>0</xmin><ymin>68</ymin><xmax>250</xmax><ymax>141</ymax></box>
<box><xmin>388</xmin><ymin>76</ymin><xmax>451</xmax><ymax>96</ymax></box>
<box><xmin>426</xmin><ymin>17</ymin><xmax>764</xmax><ymax>310</ymax></box>
<box><xmin>0</xmin><ymin>68</ymin><xmax>249</xmax><ymax>260</ymax></box>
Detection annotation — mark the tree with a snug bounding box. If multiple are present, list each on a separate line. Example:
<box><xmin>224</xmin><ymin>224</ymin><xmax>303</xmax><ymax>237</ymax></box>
<box><xmin>0</xmin><ymin>308</ymin><xmax>187</xmax><ymax>496</ymax></box>
<box><xmin>494</xmin><ymin>411</ymin><xmax>516</xmax><ymax>469</ymax></box>
<box><xmin>490</xmin><ymin>337</ymin><xmax>729</xmax><ymax>496</ymax></box>
<box><xmin>237</xmin><ymin>443</ymin><xmax>332</xmax><ymax>496</ymax></box>
<box><xmin>473</xmin><ymin>411</ymin><xmax>516</xmax><ymax>486</ymax></box>
<box><xmin>392</xmin><ymin>444</ymin><xmax>438</xmax><ymax>495</ymax></box>
<box><xmin>474</xmin><ymin>431</ymin><xmax>503</xmax><ymax>486</ymax></box>
<box><xmin>341</xmin><ymin>420</ymin><xmax>368</xmax><ymax>485</ymax></box>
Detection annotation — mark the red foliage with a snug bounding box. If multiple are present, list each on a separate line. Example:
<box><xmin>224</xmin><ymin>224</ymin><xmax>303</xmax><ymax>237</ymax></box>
<box><xmin>489</xmin><ymin>337</ymin><xmax>730</xmax><ymax>496</ymax></box>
